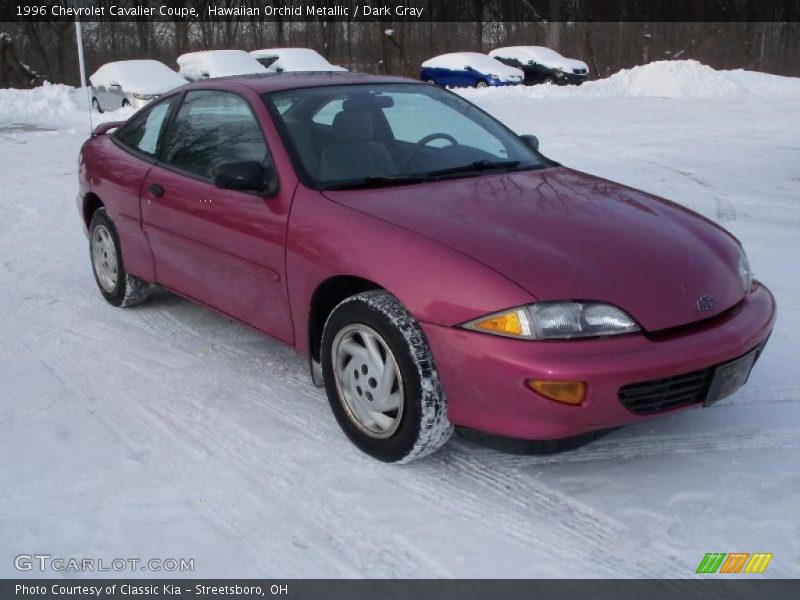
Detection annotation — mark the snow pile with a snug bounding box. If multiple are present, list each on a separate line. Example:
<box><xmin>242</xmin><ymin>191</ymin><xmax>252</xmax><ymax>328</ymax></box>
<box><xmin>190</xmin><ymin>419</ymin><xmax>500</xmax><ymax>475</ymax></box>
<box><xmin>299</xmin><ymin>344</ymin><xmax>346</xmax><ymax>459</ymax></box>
<box><xmin>0</xmin><ymin>82</ymin><xmax>82</xmax><ymax>126</ymax></box>
<box><xmin>460</xmin><ymin>60</ymin><xmax>800</xmax><ymax>99</ymax></box>
<box><xmin>0</xmin><ymin>82</ymin><xmax>133</xmax><ymax>129</ymax></box>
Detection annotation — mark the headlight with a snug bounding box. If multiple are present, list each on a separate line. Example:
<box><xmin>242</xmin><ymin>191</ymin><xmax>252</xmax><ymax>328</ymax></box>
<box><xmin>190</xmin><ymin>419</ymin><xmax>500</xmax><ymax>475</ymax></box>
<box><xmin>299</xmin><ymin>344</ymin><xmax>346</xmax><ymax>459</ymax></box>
<box><xmin>132</xmin><ymin>93</ymin><xmax>158</xmax><ymax>101</ymax></box>
<box><xmin>738</xmin><ymin>248</ymin><xmax>753</xmax><ymax>293</ymax></box>
<box><xmin>462</xmin><ymin>302</ymin><xmax>641</xmax><ymax>340</ymax></box>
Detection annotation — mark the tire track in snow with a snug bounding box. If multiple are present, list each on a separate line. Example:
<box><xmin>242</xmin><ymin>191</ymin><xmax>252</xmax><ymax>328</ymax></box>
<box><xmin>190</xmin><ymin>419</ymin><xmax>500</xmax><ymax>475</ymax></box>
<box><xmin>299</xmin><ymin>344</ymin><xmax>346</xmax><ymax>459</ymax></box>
<box><xmin>393</xmin><ymin>446</ymin><xmax>684</xmax><ymax>577</ymax></box>
<box><xmin>60</xmin><ymin>328</ymin><xmax>455</xmax><ymax>578</ymax></box>
<box><xmin>478</xmin><ymin>428</ymin><xmax>800</xmax><ymax>469</ymax></box>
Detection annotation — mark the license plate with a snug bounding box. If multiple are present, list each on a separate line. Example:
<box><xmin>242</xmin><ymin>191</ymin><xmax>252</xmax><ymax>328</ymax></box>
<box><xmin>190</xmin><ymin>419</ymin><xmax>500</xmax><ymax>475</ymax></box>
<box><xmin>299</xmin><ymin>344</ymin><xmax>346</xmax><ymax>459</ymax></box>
<box><xmin>704</xmin><ymin>349</ymin><xmax>758</xmax><ymax>406</ymax></box>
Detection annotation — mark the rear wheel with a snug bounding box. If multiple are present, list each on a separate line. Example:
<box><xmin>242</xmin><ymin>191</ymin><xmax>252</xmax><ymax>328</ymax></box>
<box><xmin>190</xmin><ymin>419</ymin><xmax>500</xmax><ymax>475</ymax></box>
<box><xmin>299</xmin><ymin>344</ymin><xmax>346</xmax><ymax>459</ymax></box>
<box><xmin>121</xmin><ymin>99</ymin><xmax>131</xmax><ymax>108</ymax></box>
<box><xmin>89</xmin><ymin>208</ymin><xmax>150</xmax><ymax>307</ymax></box>
<box><xmin>321</xmin><ymin>291</ymin><xmax>452</xmax><ymax>463</ymax></box>
<box><xmin>542</xmin><ymin>75</ymin><xmax>557</xmax><ymax>85</ymax></box>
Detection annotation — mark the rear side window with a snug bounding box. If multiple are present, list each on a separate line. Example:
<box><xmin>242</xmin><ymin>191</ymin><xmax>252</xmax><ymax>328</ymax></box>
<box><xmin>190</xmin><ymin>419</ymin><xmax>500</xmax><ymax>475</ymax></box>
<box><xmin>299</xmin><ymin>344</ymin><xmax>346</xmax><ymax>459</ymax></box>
<box><xmin>160</xmin><ymin>90</ymin><xmax>269</xmax><ymax>180</ymax></box>
<box><xmin>115</xmin><ymin>97</ymin><xmax>176</xmax><ymax>156</ymax></box>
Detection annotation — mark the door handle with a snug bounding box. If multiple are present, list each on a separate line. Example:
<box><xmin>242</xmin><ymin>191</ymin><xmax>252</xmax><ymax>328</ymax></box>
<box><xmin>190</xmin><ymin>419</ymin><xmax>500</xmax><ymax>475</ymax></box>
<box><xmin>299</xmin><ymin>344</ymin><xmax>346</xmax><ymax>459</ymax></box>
<box><xmin>148</xmin><ymin>183</ymin><xmax>164</xmax><ymax>198</ymax></box>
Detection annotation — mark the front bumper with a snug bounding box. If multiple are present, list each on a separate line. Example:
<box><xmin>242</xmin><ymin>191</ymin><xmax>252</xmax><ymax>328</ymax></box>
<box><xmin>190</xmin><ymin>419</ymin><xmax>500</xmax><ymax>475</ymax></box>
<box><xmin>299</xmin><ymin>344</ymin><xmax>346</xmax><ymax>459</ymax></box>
<box><xmin>421</xmin><ymin>282</ymin><xmax>776</xmax><ymax>441</ymax></box>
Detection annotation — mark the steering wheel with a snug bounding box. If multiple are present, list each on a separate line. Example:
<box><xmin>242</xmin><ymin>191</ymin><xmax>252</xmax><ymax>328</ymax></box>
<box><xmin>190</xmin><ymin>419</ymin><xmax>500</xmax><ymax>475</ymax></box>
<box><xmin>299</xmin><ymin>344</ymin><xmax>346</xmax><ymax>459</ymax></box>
<box><xmin>402</xmin><ymin>133</ymin><xmax>458</xmax><ymax>171</ymax></box>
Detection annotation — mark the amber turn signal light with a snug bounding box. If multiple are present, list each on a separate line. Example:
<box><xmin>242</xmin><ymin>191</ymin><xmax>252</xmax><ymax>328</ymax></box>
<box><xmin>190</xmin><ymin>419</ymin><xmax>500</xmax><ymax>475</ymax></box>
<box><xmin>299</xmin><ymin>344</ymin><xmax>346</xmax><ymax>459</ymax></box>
<box><xmin>469</xmin><ymin>309</ymin><xmax>529</xmax><ymax>338</ymax></box>
<box><xmin>527</xmin><ymin>380</ymin><xmax>586</xmax><ymax>405</ymax></box>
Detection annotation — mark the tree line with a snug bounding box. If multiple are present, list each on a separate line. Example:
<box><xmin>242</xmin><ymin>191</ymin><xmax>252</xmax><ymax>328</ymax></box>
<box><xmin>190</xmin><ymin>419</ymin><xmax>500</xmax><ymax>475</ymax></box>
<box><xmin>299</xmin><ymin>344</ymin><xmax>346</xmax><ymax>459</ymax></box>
<box><xmin>1</xmin><ymin>14</ymin><xmax>797</xmax><ymax>88</ymax></box>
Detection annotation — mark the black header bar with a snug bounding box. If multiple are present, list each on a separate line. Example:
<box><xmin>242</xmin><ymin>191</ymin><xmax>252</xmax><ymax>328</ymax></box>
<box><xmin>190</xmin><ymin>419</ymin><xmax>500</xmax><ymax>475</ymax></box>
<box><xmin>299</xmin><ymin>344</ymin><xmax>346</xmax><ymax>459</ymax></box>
<box><xmin>1</xmin><ymin>0</ymin><xmax>799</xmax><ymax>23</ymax></box>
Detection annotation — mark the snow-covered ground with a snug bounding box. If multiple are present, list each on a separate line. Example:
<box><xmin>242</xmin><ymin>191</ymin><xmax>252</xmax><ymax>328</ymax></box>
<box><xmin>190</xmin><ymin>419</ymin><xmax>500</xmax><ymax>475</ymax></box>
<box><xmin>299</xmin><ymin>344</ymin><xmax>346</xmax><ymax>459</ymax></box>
<box><xmin>1</xmin><ymin>61</ymin><xmax>798</xmax><ymax>578</ymax></box>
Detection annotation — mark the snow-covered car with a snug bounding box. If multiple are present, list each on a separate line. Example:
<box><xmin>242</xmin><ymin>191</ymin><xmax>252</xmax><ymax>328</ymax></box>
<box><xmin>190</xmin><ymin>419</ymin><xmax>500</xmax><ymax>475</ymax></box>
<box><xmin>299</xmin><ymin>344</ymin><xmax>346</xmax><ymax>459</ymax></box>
<box><xmin>489</xmin><ymin>46</ymin><xmax>589</xmax><ymax>85</ymax></box>
<box><xmin>89</xmin><ymin>60</ymin><xmax>186</xmax><ymax>112</ymax></box>
<box><xmin>420</xmin><ymin>52</ymin><xmax>523</xmax><ymax>88</ymax></box>
<box><xmin>177</xmin><ymin>50</ymin><xmax>267</xmax><ymax>81</ymax></box>
<box><xmin>250</xmin><ymin>48</ymin><xmax>347</xmax><ymax>73</ymax></box>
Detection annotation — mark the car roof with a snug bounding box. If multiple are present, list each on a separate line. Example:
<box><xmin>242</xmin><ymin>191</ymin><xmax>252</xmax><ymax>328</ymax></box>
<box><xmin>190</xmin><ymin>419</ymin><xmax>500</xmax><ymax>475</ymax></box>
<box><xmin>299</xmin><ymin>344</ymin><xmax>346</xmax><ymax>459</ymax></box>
<box><xmin>182</xmin><ymin>71</ymin><xmax>417</xmax><ymax>93</ymax></box>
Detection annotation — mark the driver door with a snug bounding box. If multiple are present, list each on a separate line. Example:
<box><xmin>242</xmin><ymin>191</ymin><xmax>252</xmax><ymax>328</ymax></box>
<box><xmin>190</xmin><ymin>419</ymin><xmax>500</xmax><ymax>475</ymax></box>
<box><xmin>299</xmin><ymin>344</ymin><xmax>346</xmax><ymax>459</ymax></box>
<box><xmin>141</xmin><ymin>89</ymin><xmax>294</xmax><ymax>343</ymax></box>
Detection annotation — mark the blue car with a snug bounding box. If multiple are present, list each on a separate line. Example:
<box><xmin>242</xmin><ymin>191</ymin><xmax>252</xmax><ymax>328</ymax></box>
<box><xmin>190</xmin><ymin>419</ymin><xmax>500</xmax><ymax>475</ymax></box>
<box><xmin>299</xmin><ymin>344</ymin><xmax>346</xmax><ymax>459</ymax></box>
<box><xmin>420</xmin><ymin>52</ymin><xmax>524</xmax><ymax>88</ymax></box>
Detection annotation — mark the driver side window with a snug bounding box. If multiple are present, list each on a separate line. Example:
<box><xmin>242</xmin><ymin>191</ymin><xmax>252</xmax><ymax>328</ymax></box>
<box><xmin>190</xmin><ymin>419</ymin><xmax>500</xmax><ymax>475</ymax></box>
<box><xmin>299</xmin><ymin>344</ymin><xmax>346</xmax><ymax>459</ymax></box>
<box><xmin>160</xmin><ymin>90</ymin><xmax>270</xmax><ymax>180</ymax></box>
<box><xmin>381</xmin><ymin>93</ymin><xmax>507</xmax><ymax>158</ymax></box>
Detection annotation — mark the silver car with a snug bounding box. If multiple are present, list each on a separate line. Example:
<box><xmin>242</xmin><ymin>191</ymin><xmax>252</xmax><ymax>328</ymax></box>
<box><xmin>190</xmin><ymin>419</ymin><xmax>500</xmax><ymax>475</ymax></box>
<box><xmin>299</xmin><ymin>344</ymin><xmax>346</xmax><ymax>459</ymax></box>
<box><xmin>89</xmin><ymin>60</ymin><xmax>186</xmax><ymax>112</ymax></box>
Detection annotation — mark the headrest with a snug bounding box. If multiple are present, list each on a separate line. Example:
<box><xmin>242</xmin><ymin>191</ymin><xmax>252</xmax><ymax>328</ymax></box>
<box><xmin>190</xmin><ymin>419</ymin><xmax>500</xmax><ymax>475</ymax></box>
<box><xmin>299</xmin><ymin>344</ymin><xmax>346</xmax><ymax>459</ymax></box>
<box><xmin>331</xmin><ymin>109</ymin><xmax>374</xmax><ymax>143</ymax></box>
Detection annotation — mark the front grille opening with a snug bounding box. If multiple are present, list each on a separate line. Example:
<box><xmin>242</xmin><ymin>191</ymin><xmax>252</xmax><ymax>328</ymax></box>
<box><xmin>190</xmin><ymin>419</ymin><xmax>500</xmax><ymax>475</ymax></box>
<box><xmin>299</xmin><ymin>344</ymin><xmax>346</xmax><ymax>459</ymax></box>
<box><xmin>619</xmin><ymin>367</ymin><xmax>714</xmax><ymax>415</ymax></box>
<box><xmin>618</xmin><ymin>341</ymin><xmax>767</xmax><ymax>416</ymax></box>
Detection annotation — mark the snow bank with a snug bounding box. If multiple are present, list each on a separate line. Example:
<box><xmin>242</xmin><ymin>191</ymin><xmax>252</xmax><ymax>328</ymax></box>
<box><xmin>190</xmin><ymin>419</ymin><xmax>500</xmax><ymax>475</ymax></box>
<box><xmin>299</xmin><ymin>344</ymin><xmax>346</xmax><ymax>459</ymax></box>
<box><xmin>2</xmin><ymin>60</ymin><xmax>798</xmax><ymax>129</ymax></box>
<box><xmin>460</xmin><ymin>60</ymin><xmax>800</xmax><ymax>100</ymax></box>
<box><xmin>0</xmin><ymin>82</ymin><xmax>81</xmax><ymax>126</ymax></box>
<box><xmin>0</xmin><ymin>81</ymin><xmax>132</xmax><ymax>129</ymax></box>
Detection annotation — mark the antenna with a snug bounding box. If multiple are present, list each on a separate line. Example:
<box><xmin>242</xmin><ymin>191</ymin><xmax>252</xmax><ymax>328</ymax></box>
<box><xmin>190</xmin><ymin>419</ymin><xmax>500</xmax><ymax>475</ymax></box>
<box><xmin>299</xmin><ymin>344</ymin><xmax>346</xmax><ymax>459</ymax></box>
<box><xmin>74</xmin><ymin>13</ymin><xmax>93</xmax><ymax>136</ymax></box>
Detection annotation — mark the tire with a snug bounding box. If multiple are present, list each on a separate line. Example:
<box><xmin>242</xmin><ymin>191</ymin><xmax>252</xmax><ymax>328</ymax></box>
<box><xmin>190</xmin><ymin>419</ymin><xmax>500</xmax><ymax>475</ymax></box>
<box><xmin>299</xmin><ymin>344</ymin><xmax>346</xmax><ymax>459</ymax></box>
<box><xmin>122</xmin><ymin>99</ymin><xmax>131</xmax><ymax>108</ymax></box>
<box><xmin>89</xmin><ymin>208</ymin><xmax>150</xmax><ymax>308</ymax></box>
<box><xmin>475</xmin><ymin>80</ymin><xmax>489</xmax><ymax>88</ymax></box>
<box><xmin>321</xmin><ymin>290</ymin><xmax>453</xmax><ymax>463</ymax></box>
<box><xmin>92</xmin><ymin>97</ymin><xmax>103</xmax><ymax>113</ymax></box>
<box><xmin>542</xmin><ymin>75</ymin><xmax>556</xmax><ymax>85</ymax></box>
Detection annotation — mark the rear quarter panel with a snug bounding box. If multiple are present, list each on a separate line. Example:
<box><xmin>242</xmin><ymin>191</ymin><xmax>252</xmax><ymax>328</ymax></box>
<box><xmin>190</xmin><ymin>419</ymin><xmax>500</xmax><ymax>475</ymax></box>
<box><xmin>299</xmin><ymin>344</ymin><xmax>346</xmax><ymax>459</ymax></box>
<box><xmin>79</xmin><ymin>134</ymin><xmax>156</xmax><ymax>281</ymax></box>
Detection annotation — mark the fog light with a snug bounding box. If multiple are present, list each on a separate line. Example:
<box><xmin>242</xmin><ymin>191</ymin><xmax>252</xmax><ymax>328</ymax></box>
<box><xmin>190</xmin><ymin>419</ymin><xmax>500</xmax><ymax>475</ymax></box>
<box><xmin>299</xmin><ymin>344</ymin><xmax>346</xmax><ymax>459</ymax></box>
<box><xmin>527</xmin><ymin>380</ymin><xmax>586</xmax><ymax>405</ymax></box>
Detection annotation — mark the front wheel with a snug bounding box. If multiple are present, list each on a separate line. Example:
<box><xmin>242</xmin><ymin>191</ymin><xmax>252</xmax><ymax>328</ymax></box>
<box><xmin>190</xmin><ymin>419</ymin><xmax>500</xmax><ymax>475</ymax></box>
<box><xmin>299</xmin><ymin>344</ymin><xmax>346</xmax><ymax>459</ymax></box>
<box><xmin>89</xmin><ymin>208</ymin><xmax>150</xmax><ymax>307</ymax></box>
<box><xmin>92</xmin><ymin>97</ymin><xmax>103</xmax><ymax>113</ymax></box>
<box><xmin>475</xmin><ymin>79</ymin><xmax>489</xmax><ymax>88</ymax></box>
<box><xmin>321</xmin><ymin>291</ymin><xmax>452</xmax><ymax>463</ymax></box>
<box><xmin>121</xmin><ymin>98</ymin><xmax>131</xmax><ymax>108</ymax></box>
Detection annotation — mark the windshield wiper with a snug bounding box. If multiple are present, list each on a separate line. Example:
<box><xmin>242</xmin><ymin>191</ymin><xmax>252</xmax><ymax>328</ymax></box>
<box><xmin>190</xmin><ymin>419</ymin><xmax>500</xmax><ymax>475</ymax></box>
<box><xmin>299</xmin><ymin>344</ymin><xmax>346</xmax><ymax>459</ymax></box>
<box><xmin>424</xmin><ymin>160</ymin><xmax>523</xmax><ymax>179</ymax></box>
<box><xmin>323</xmin><ymin>174</ymin><xmax>430</xmax><ymax>190</ymax></box>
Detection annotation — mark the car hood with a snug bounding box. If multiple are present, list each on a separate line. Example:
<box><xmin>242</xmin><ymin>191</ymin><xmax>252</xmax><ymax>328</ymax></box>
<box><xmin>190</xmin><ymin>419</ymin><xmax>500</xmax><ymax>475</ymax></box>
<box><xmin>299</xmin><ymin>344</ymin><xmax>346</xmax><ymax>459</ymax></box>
<box><xmin>323</xmin><ymin>167</ymin><xmax>745</xmax><ymax>332</ymax></box>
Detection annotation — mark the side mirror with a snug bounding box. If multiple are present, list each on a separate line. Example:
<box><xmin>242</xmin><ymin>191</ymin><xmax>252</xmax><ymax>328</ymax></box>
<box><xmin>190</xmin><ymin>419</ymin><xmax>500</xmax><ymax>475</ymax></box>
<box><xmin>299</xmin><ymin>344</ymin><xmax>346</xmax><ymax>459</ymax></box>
<box><xmin>110</xmin><ymin>83</ymin><xmax>121</xmax><ymax>88</ymax></box>
<box><xmin>213</xmin><ymin>161</ymin><xmax>278</xmax><ymax>196</ymax></box>
<box><xmin>520</xmin><ymin>134</ymin><xmax>539</xmax><ymax>152</ymax></box>
<box><xmin>464</xmin><ymin>65</ymin><xmax>474</xmax><ymax>71</ymax></box>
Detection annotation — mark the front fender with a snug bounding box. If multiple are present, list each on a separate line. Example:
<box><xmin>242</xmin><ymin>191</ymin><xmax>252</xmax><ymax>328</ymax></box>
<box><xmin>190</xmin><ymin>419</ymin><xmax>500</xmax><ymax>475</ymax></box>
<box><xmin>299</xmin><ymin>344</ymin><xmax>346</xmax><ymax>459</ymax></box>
<box><xmin>286</xmin><ymin>186</ymin><xmax>534</xmax><ymax>355</ymax></box>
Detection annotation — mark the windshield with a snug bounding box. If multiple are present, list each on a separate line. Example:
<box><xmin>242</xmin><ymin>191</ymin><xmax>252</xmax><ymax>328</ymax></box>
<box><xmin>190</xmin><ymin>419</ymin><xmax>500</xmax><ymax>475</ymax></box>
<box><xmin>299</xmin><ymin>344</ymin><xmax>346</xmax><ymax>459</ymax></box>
<box><xmin>263</xmin><ymin>83</ymin><xmax>545</xmax><ymax>190</ymax></box>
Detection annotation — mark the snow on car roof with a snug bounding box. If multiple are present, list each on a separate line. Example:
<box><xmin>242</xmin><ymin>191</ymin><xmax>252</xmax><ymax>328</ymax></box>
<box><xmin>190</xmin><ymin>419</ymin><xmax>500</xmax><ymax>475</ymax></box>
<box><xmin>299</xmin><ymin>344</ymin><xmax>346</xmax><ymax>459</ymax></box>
<box><xmin>249</xmin><ymin>48</ymin><xmax>347</xmax><ymax>72</ymax></box>
<box><xmin>489</xmin><ymin>46</ymin><xmax>588</xmax><ymax>71</ymax></box>
<box><xmin>177</xmin><ymin>50</ymin><xmax>267</xmax><ymax>78</ymax></box>
<box><xmin>422</xmin><ymin>52</ymin><xmax>521</xmax><ymax>76</ymax></box>
<box><xmin>89</xmin><ymin>60</ymin><xmax>186</xmax><ymax>95</ymax></box>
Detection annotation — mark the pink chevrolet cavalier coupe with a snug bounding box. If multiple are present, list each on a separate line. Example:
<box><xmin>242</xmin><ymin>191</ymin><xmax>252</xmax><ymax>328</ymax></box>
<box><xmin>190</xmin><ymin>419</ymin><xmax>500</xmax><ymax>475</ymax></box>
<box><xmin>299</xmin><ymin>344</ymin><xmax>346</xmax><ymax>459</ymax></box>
<box><xmin>77</xmin><ymin>73</ymin><xmax>775</xmax><ymax>462</ymax></box>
